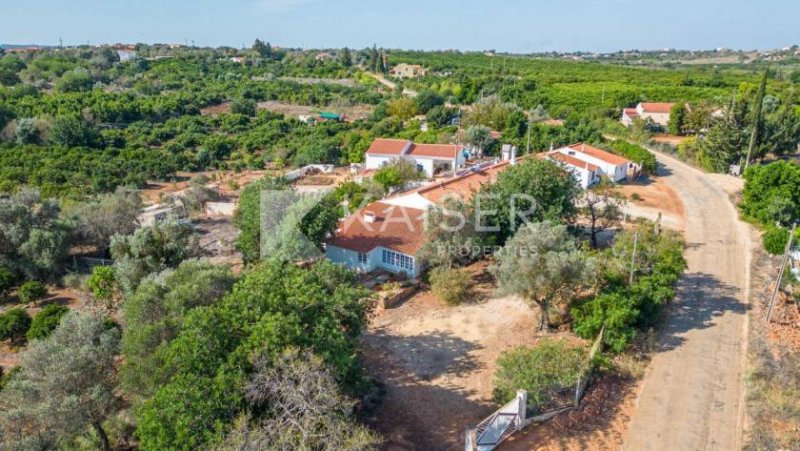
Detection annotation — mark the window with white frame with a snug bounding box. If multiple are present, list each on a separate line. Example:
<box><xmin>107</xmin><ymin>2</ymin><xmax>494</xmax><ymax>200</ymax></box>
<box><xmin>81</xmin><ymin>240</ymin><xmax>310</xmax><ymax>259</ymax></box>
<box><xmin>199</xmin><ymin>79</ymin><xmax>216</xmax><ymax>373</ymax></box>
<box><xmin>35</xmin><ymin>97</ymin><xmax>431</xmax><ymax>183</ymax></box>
<box><xmin>357</xmin><ymin>252</ymin><xmax>368</xmax><ymax>263</ymax></box>
<box><xmin>381</xmin><ymin>249</ymin><xmax>414</xmax><ymax>271</ymax></box>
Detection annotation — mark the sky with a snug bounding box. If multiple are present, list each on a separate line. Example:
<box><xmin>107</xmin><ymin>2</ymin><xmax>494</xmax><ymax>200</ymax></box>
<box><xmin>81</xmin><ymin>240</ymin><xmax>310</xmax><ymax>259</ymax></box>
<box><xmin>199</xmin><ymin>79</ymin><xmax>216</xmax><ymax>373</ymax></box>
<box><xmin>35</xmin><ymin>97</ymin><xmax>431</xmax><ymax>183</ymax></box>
<box><xmin>1</xmin><ymin>0</ymin><xmax>798</xmax><ymax>53</ymax></box>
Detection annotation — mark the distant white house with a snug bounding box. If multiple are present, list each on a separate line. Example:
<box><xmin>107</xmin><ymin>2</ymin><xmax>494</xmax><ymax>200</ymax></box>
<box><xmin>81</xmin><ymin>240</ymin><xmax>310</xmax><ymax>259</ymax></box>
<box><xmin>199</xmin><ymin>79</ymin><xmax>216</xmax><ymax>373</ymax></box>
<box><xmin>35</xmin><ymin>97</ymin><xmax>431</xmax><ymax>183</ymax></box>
<box><xmin>546</xmin><ymin>143</ymin><xmax>636</xmax><ymax>189</ymax></box>
<box><xmin>621</xmin><ymin>102</ymin><xmax>676</xmax><ymax>127</ymax></box>
<box><xmin>364</xmin><ymin>138</ymin><xmax>467</xmax><ymax>178</ymax></box>
<box><xmin>389</xmin><ymin>63</ymin><xmax>427</xmax><ymax>79</ymax></box>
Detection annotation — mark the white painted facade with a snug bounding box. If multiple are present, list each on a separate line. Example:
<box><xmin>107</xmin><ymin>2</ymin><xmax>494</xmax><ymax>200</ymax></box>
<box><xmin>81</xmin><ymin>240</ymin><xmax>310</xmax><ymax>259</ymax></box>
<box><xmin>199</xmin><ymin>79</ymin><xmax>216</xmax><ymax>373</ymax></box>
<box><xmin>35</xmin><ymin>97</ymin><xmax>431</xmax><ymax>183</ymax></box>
<box><xmin>325</xmin><ymin>244</ymin><xmax>420</xmax><ymax>277</ymax></box>
<box><xmin>553</xmin><ymin>147</ymin><xmax>629</xmax><ymax>183</ymax></box>
<box><xmin>364</xmin><ymin>147</ymin><xmax>467</xmax><ymax>178</ymax></box>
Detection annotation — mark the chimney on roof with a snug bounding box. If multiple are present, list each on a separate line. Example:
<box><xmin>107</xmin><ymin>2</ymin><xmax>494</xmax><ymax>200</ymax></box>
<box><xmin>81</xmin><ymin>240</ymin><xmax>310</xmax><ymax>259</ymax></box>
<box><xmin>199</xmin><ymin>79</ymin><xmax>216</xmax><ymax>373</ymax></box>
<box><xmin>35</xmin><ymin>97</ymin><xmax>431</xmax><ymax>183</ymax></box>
<box><xmin>363</xmin><ymin>211</ymin><xmax>376</xmax><ymax>223</ymax></box>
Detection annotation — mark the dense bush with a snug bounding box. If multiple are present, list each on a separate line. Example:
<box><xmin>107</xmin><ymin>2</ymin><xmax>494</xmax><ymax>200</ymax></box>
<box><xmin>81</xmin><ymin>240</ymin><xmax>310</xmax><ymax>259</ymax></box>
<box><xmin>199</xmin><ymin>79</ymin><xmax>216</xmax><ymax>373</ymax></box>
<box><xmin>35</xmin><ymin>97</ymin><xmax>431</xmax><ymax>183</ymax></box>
<box><xmin>17</xmin><ymin>281</ymin><xmax>47</xmax><ymax>304</ymax></box>
<box><xmin>26</xmin><ymin>304</ymin><xmax>69</xmax><ymax>341</ymax></box>
<box><xmin>430</xmin><ymin>267</ymin><xmax>471</xmax><ymax>305</ymax></box>
<box><xmin>493</xmin><ymin>339</ymin><xmax>588</xmax><ymax>411</ymax></box>
<box><xmin>0</xmin><ymin>308</ymin><xmax>32</xmax><ymax>344</ymax></box>
<box><xmin>741</xmin><ymin>161</ymin><xmax>800</xmax><ymax>227</ymax></box>
<box><xmin>608</xmin><ymin>140</ymin><xmax>657</xmax><ymax>174</ymax></box>
<box><xmin>571</xmin><ymin>222</ymin><xmax>686</xmax><ymax>352</ymax></box>
<box><xmin>132</xmin><ymin>261</ymin><xmax>371</xmax><ymax>450</ymax></box>
<box><xmin>762</xmin><ymin>226</ymin><xmax>790</xmax><ymax>255</ymax></box>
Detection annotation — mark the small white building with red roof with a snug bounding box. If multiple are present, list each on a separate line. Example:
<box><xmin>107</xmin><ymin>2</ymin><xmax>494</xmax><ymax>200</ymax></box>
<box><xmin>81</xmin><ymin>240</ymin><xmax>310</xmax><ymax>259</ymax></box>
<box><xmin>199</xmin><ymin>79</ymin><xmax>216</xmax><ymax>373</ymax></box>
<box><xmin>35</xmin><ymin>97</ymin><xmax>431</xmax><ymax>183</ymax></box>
<box><xmin>364</xmin><ymin>138</ymin><xmax>467</xmax><ymax>178</ymax></box>
<box><xmin>621</xmin><ymin>102</ymin><xmax>676</xmax><ymax>127</ymax></box>
<box><xmin>548</xmin><ymin>143</ymin><xmax>636</xmax><ymax>188</ymax></box>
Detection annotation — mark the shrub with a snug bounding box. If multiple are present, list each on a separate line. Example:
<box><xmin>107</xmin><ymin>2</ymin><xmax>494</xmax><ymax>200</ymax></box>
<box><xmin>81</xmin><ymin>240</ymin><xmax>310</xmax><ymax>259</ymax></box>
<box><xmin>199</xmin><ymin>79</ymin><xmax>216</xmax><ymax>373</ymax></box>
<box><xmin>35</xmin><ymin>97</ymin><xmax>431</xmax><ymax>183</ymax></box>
<box><xmin>430</xmin><ymin>267</ymin><xmax>471</xmax><ymax>305</ymax></box>
<box><xmin>17</xmin><ymin>281</ymin><xmax>47</xmax><ymax>304</ymax></box>
<box><xmin>62</xmin><ymin>272</ymin><xmax>86</xmax><ymax>290</ymax></box>
<box><xmin>0</xmin><ymin>266</ymin><xmax>14</xmax><ymax>298</ymax></box>
<box><xmin>26</xmin><ymin>304</ymin><xmax>69</xmax><ymax>341</ymax></box>
<box><xmin>87</xmin><ymin>266</ymin><xmax>118</xmax><ymax>307</ymax></box>
<box><xmin>493</xmin><ymin>339</ymin><xmax>588</xmax><ymax>411</ymax></box>
<box><xmin>762</xmin><ymin>226</ymin><xmax>790</xmax><ymax>255</ymax></box>
<box><xmin>0</xmin><ymin>308</ymin><xmax>32</xmax><ymax>344</ymax></box>
<box><xmin>630</xmin><ymin>192</ymin><xmax>641</xmax><ymax>201</ymax></box>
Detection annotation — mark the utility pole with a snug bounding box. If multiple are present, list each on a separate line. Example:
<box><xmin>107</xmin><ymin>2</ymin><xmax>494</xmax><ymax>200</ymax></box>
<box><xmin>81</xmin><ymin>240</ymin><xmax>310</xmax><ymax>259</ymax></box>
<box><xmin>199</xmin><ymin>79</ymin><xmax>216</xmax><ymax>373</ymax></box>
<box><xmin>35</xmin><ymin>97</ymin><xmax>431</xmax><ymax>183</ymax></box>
<box><xmin>526</xmin><ymin>116</ymin><xmax>532</xmax><ymax>154</ymax></box>
<box><xmin>629</xmin><ymin>231</ymin><xmax>639</xmax><ymax>285</ymax></box>
<box><xmin>766</xmin><ymin>223</ymin><xmax>796</xmax><ymax>322</ymax></box>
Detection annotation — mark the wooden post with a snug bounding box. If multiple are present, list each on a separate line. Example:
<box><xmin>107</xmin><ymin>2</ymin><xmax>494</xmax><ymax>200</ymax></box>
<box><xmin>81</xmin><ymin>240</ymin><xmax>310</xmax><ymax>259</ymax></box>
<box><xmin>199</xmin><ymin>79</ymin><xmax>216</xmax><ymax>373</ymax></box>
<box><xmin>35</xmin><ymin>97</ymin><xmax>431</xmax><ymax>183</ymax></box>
<box><xmin>767</xmin><ymin>224</ymin><xmax>797</xmax><ymax>323</ymax></box>
<box><xmin>629</xmin><ymin>231</ymin><xmax>639</xmax><ymax>285</ymax></box>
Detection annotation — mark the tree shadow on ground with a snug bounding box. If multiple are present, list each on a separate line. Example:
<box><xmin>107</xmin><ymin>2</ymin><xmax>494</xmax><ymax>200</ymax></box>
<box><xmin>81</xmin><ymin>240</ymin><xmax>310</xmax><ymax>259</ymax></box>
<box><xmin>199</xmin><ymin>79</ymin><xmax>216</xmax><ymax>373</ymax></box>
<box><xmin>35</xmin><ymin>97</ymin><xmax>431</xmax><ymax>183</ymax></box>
<box><xmin>658</xmin><ymin>271</ymin><xmax>749</xmax><ymax>352</ymax></box>
<box><xmin>366</xmin><ymin>329</ymin><xmax>483</xmax><ymax>380</ymax></box>
<box><xmin>362</xmin><ymin>330</ymin><xmax>493</xmax><ymax>451</ymax></box>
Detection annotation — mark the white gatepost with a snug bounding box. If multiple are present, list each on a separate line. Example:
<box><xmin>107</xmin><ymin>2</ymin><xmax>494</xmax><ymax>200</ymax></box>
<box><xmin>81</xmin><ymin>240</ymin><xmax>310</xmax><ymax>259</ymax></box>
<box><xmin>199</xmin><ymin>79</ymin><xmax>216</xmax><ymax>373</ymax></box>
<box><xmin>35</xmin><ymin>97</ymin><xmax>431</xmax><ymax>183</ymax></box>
<box><xmin>515</xmin><ymin>390</ymin><xmax>527</xmax><ymax>431</ymax></box>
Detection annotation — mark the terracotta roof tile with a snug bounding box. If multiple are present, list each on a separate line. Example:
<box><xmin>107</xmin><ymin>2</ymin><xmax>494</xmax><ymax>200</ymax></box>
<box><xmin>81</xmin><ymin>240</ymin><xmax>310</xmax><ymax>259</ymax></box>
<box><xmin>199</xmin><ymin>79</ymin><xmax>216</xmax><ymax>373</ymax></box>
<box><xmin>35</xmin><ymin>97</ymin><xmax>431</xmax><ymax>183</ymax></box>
<box><xmin>328</xmin><ymin>202</ymin><xmax>427</xmax><ymax>255</ymax></box>
<box><xmin>567</xmin><ymin>143</ymin><xmax>631</xmax><ymax>166</ymax></box>
<box><xmin>640</xmin><ymin>102</ymin><xmax>675</xmax><ymax>114</ymax></box>
<box><xmin>548</xmin><ymin>152</ymin><xmax>599</xmax><ymax>172</ymax></box>
<box><xmin>365</xmin><ymin>138</ymin><xmax>411</xmax><ymax>155</ymax></box>
<box><xmin>406</xmin><ymin>143</ymin><xmax>462</xmax><ymax>159</ymax></box>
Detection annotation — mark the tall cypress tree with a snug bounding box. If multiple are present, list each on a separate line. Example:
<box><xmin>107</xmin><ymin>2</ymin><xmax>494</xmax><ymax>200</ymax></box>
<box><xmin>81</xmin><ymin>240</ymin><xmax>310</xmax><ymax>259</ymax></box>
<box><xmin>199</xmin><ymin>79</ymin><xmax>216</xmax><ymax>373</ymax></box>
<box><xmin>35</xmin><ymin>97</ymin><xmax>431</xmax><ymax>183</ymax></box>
<box><xmin>744</xmin><ymin>68</ymin><xmax>768</xmax><ymax>171</ymax></box>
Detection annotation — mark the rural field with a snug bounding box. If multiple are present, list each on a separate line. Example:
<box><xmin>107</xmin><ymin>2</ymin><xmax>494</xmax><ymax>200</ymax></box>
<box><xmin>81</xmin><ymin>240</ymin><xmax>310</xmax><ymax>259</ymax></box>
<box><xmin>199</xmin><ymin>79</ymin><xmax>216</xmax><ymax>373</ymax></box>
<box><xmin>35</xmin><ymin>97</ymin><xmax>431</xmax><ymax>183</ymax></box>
<box><xmin>1</xmin><ymin>3</ymin><xmax>800</xmax><ymax>450</ymax></box>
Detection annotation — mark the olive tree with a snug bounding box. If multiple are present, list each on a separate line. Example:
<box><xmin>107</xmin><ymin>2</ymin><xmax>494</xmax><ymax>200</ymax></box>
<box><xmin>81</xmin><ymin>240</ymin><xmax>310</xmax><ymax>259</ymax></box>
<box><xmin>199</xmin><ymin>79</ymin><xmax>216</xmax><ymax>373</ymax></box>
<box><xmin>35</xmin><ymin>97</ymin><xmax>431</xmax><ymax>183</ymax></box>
<box><xmin>0</xmin><ymin>312</ymin><xmax>121</xmax><ymax>451</ymax></box>
<box><xmin>492</xmin><ymin>221</ymin><xmax>595</xmax><ymax>331</ymax></box>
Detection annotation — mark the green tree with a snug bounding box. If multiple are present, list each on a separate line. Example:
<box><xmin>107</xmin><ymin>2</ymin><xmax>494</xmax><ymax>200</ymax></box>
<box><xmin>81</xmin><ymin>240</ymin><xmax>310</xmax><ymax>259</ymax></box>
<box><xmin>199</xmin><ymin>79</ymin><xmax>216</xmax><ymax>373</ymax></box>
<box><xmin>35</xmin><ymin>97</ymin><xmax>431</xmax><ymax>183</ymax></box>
<box><xmin>744</xmin><ymin>69</ymin><xmax>769</xmax><ymax>171</ymax></box>
<box><xmin>491</xmin><ymin>221</ymin><xmax>595</xmax><ymax>330</ymax></box>
<box><xmin>0</xmin><ymin>265</ymin><xmax>15</xmax><ymax>299</ymax></box>
<box><xmin>415</xmin><ymin>89</ymin><xmax>445</xmax><ymax>114</ymax></box>
<box><xmin>234</xmin><ymin>176</ymin><xmax>290</xmax><ymax>264</ymax></box>
<box><xmin>48</xmin><ymin>115</ymin><xmax>101</xmax><ymax>147</ymax></box>
<box><xmin>668</xmin><ymin>103</ymin><xmax>686</xmax><ymax>135</ymax></box>
<box><xmin>26</xmin><ymin>304</ymin><xmax>69</xmax><ymax>341</ymax></box>
<box><xmin>66</xmin><ymin>187</ymin><xmax>143</xmax><ymax>251</ymax></box>
<box><xmin>133</xmin><ymin>261</ymin><xmax>371</xmax><ymax>450</ymax></box>
<box><xmin>87</xmin><ymin>266</ymin><xmax>118</xmax><ymax>308</ymax></box>
<box><xmin>110</xmin><ymin>218</ymin><xmax>201</xmax><ymax>294</ymax></box>
<box><xmin>430</xmin><ymin>267</ymin><xmax>471</xmax><ymax>305</ymax></box>
<box><xmin>373</xmin><ymin>158</ymin><xmax>424</xmax><ymax>191</ymax></box>
<box><xmin>121</xmin><ymin>260</ymin><xmax>234</xmax><ymax>399</ymax></box>
<box><xmin>340</xmin><ymin>47</ymin><xmax>353</xmax><ymax>67</ymax></box>
<box><xmin>230</xmin><ymin>98</ymin><xmax>257</xmax><ymax>116</ymax></box>
<box><xmin>583</xmin><ymin>178</ymin><xmax>624</xmax><ymax>248</ymax></box>
<box><xmin>0</xmin><ymin>308</ymin><xmax>31</xmax><ymax>345</ymax></box>
<box><xmin>741</xmin><ymin>160</ymin><xmax>800</xmax><ymax>227</ymax></box>
<box><xmin>479</xmin><ymin>159</ymin><xmax>580</xmax><ymax>244</ymax></box>
<box><xmin>17</xmin><ymin>280</ymin><xmax>48</xmax><ymax>304</ymax></box>
<box><xmin>418</xmin><ymin>197</ymin><xmax>484</xmax><ymax>269</ymax></box>
<box><xmin>0</xmin><ymin>312</ymin><xmax>120</xmax><ymax>451</ymax></box>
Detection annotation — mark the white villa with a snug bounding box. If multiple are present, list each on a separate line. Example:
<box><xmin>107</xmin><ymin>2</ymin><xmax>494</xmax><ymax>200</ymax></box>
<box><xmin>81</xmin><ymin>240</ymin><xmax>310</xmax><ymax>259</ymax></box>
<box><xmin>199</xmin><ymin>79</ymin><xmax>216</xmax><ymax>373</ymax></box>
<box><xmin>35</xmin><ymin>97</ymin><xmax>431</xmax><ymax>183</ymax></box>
<box><xmin>621</xmin><ymin>102</ymin><xmax>676</xmax><ymax>127</ymax></box>
<box><xmin>364</xmin><ymin>138</ymin><xmax>467</xmax><ymax>178</ymax></box>
<box><xmin>545</xmin><ymin>143</ymin><xmax>636</xmax><ymax>189</ymax></box>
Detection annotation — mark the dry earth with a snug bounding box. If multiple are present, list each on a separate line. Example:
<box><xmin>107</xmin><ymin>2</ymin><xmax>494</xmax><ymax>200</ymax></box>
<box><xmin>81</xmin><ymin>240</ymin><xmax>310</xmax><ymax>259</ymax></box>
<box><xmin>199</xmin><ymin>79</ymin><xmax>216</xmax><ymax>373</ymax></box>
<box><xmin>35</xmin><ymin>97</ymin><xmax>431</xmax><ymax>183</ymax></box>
<box><xmin>623</xmin><ymin>150</ymin><xmax>752</xmax><ymax>450</ymax></box>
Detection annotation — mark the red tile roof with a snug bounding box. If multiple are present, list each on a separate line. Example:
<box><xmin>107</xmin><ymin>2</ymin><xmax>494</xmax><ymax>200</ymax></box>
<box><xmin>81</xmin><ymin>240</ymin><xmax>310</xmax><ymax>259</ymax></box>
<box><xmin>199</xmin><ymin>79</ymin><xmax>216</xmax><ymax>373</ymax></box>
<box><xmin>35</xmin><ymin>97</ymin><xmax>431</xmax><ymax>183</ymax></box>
<box><xmin>416</xmin><ymin>161</ymin><xmax>508</xmax><ymax>203</ymax></box>
<box><xmin>640</xmin><ymin>102</ymin><xmax>675</xmax><ymax>114</ymax></box>
<box><xmin>548</xmin><ymin>152</ymin><xmax>599</xmax><ymax>172</ymax></box>
<box><xmin>567</xmin><ymin>143</ymin><xmax>631</xmax><ymax>167</ymax></box>
<box><xmin>328</xmin><ymin>202</ymin><xmax>426</xmax><ymax>255</ymax></box>
<box><xmin>365</xmin><ymin>138</ymin><xmax>411</xmax><ymax>155</ymax></box>
<box><xmin>623</xmin><ymin>108</ymin><xmax>639</xmax><ymax>117</ymax></box>
<box><xmin>407</xmin><ymin>143</ymin><xmax>462</xmax><ymax>159</ymax></box>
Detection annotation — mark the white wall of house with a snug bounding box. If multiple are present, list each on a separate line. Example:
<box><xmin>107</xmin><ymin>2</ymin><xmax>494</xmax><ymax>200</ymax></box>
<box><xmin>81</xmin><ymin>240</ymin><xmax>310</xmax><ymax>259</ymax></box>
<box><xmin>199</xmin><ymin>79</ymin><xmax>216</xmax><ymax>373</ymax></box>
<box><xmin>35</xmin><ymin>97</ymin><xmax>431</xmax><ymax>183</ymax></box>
<box><xmin>635</xmin><ymin>104</ymin><xmax>671</xmax><ymax>126</ymax></box>
<box><xmin>365</xmin><ymin>154</ymin><xmax>397</xmax><ymax>171</ymax></box>
<box><xmin>325</xmin><ymin>245</ymin><xmax>420</xmax><ymax>277</ymax></box>
<box><xmin>554</xmin><ymin>148</ymin><xmax>628</xmax><ymax>183</ymax></box>
<box><xmin>556</xmin><ymin>163</ymin><xmax>596</xmax><ymax>189</ymax></box>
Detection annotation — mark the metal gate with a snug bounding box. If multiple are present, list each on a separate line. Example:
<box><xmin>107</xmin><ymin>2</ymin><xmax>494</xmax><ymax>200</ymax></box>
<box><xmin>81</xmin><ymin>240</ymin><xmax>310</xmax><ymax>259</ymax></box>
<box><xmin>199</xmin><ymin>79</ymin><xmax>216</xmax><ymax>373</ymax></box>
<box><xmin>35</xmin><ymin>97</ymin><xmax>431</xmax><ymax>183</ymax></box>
<box><xmin>465</xmin><ymin>390</ymin><xmax>527</xmax><ymax>451</ymax></box>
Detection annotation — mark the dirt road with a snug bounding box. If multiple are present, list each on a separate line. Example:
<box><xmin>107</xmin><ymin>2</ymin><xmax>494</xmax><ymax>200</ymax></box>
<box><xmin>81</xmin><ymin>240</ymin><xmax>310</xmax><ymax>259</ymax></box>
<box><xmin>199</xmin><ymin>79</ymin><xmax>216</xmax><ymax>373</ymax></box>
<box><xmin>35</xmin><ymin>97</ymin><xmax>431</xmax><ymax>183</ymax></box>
<box><xmin>623</xmin><ymin>151</ymin><xmax>750</xmax><ymax>450</ymax></box>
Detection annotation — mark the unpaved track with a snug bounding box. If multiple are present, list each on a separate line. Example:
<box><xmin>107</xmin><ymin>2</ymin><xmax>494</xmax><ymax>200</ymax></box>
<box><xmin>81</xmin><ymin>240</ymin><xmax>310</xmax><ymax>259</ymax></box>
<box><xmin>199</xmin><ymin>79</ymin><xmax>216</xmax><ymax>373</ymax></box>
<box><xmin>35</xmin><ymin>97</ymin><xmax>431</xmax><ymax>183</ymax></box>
<box><xmin>623</xmin><ymin>151</ymin><xmax>750</xmax><ymax>450</ymax></box>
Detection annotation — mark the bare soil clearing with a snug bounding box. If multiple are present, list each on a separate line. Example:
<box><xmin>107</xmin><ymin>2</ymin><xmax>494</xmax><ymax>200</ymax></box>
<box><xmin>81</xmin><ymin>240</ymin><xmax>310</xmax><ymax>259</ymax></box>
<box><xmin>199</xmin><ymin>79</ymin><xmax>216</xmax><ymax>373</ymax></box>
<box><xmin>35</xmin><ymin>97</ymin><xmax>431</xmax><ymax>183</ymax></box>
<box><xmin>619</xmin><ymin>176</ymin><xmax>686</xmax><ymax>231</ymax></box>
<box><xmin>363</xmin><ymin>289</ymin><xmax>539</xmax><ymax>450</ymax></box>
